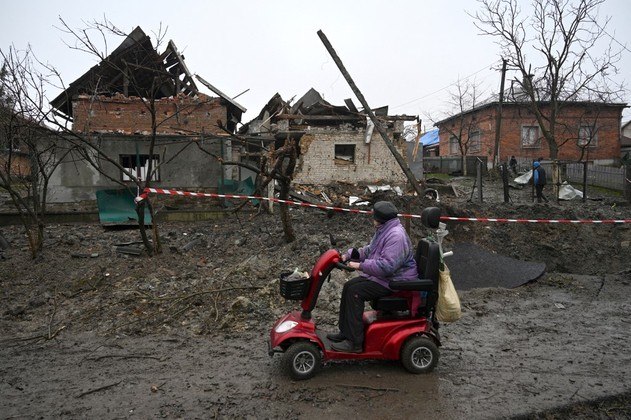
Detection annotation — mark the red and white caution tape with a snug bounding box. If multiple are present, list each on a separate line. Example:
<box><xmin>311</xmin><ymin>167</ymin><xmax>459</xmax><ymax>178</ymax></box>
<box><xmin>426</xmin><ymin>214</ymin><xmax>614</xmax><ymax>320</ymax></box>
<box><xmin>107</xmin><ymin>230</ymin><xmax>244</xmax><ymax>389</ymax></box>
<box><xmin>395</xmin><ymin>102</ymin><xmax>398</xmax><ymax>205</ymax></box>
<box><xmin>139</xmin><ymin>188</ymin><xmax>631</xmax><ymax>224</ymax></box>
<box><xmin>441</xmin><ymin>216</ymin><xmax>631</xmax><ymax>224</ymax></box>
<box><xmin>140</xmin><ymin>188</ymin><xmax>374</xmax><ymax>215</ymax></box>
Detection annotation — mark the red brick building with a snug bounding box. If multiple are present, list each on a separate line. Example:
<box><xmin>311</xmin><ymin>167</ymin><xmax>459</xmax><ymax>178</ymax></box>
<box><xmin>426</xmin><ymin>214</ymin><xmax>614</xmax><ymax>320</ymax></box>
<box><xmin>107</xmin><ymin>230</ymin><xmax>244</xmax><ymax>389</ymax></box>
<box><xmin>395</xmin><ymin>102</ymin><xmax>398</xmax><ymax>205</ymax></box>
<box><xmin>435</xmin><ymin>101</ymin><xmax>627</xmax><ymax>165</ymax></box>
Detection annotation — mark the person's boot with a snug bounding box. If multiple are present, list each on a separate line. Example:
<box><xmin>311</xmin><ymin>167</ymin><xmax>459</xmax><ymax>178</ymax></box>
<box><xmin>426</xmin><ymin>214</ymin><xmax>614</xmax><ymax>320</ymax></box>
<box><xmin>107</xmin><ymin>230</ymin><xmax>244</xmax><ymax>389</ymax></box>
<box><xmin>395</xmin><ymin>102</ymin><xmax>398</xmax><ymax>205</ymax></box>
<box><xmin>331</xmin><ymin>340</ymin><xmax>362</xmax><ymax>353</ymax></box>
<box><xmin>326</xmin><ymin>332</ymin><xmax>345</xmax><ymax>342</ymax></box>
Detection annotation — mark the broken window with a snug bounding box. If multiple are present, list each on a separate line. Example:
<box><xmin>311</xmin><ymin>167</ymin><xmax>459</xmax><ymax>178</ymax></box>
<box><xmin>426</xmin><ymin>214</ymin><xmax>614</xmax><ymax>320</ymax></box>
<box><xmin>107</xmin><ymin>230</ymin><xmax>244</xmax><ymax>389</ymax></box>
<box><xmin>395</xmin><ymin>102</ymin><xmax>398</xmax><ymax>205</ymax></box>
<box><xmin>521</xmin><ymin>126</ymin><xmax>541</xmax><ymax>148</ymax></box>
<box><xmin>449</xmin><ymin>136</ymin><xmax>460</xmax><ymax>155</ymax></box>
<box><xmin>578</xmin><ymin>125</ymin><xmax>598</xmax><ymax>147</ymax></box>
<box><xmin>119</xmin><ymin>154</ymin><xmax>160</xmax><ymax>181</ymax></box>
<box><xmin>468</xmin><ymin>131</ymin><xmax>481</xmax><ymax>153</ymax></box>
<box><xmin>334</xmin><ymin>144</ymin><xmax>355</xmax><ymax>163</ymax></box>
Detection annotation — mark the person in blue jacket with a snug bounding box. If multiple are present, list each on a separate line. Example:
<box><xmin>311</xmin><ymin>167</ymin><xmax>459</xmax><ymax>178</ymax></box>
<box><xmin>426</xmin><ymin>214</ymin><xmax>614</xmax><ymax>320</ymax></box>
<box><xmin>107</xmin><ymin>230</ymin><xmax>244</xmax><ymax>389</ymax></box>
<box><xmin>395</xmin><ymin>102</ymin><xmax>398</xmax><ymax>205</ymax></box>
<box><xmin>327</xmin><ymin>201</ymin><xmax>418</xmax><ymax>353</ymax></box>
<box><xmin>533</xmin><ymin>161</ymin><xmax>548</xmax><ymax>203</ymax></box>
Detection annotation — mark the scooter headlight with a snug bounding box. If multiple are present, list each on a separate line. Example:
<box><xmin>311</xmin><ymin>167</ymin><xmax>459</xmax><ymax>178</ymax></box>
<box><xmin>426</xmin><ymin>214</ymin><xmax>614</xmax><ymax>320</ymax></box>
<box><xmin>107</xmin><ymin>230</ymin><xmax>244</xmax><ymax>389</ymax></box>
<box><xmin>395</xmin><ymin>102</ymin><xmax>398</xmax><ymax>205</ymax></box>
<box><xmin>275</xmin><ymin>320</ymin><xmax>298</xmax><ymax>333</ymax></box>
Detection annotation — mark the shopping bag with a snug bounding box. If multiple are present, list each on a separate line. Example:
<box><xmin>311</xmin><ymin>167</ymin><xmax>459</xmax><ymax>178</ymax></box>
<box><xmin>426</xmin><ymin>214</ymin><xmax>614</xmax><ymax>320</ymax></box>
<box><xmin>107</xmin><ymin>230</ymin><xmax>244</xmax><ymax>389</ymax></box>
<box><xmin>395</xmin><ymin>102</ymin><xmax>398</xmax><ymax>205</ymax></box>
<box><xmin>435</xmin><ymin>263</ymin><xmax>461</xmax><ymax>322</ymax></box>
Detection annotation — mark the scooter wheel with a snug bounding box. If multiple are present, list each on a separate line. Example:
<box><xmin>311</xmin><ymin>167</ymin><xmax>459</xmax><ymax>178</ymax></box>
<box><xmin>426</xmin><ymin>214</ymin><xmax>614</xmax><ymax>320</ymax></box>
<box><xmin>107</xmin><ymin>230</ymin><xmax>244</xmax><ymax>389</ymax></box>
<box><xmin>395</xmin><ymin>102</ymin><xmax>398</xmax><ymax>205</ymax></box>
<box><xmin>401</xmin><ymin>336</ymin><xmax>439</xmax><ymax>374</ymax></box>
<box><xmin>282</xmin><ymin>341</ymin><xmax>321</xmax><ymax>380</ymax></box>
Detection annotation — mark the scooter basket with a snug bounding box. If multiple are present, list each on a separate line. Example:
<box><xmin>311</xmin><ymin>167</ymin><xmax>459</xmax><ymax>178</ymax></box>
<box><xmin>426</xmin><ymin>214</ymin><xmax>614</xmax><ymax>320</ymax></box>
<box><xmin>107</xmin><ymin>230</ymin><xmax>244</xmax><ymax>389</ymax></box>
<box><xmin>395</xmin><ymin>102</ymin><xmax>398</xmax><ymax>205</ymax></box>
<box><xmin>279</xmin><ymin>272</ymin><xmax>310</xmax><ymax>300</ymax></box>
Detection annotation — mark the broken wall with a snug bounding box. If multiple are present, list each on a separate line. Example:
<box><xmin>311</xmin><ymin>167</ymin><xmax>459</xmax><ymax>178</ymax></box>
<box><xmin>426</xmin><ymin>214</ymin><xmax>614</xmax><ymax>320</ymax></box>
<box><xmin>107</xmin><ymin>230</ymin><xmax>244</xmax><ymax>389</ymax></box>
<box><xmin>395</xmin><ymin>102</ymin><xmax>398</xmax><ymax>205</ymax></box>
<box><xmin>72</xmin><ymin>94</ymin><xmax>227</xmax><ymax>136</ymax></box>
<box><xmin>293</xmin><ymin>126</ymin><xmax>407</xmax><ymax>185</ymax></box>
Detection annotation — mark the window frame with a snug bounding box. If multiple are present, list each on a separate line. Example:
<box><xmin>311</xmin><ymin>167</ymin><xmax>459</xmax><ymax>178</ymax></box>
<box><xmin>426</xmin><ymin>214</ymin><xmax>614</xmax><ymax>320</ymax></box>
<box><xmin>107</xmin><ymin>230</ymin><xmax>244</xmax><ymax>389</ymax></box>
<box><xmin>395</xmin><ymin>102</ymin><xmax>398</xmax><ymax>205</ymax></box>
<box><xmin>521</xmin><ymin>125</ymin><xmax>541</xmax><ymax>149</ymax></box>
<box><xmin>334</xmin><ymin>144</ymin><xmax>356</xmax><ymax>164</ymax></box>
<box><xmin>449</xmin><ymin>136</ymin><xmax>460</xmax><ymax>155</ymax></box>
<box><xmin>468</xmin><ymin>131</ymin><xmax>481</xmax><ymax>153</ymax></box>
<box><xmin>119</xmin><ymin>154</ymin><xmax>160</xmax><ymax>182</ymax></box>
<box><xmin>578</xmin><ymin>125</ymin><xmax>598</xmax><ymax>147</ymax></box>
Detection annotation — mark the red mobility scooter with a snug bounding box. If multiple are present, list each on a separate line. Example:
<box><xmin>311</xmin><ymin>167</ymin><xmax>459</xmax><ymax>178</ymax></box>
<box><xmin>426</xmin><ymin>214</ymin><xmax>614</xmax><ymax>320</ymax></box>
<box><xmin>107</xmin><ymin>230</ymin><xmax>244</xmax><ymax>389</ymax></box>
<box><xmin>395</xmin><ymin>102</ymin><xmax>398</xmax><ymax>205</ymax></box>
<box><xmin>269</xmin><ymin>207</ymin><xmax>447</xmax><ymax>380</ymax></box>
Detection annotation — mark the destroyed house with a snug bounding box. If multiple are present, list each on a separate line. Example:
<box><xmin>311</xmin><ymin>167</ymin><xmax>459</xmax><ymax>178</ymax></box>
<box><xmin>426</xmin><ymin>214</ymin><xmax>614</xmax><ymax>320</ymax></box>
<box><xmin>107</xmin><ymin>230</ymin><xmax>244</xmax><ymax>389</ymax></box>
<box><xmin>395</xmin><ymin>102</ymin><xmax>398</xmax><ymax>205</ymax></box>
<box><xmin>48</xmin><ymin>26</ymin><xmax>245</xmax><ymax>202</ymax></box>
<box><xmin>239</xmin><ymin>88</ymin><xmax>416</xmax><ymax>186</ymax></box>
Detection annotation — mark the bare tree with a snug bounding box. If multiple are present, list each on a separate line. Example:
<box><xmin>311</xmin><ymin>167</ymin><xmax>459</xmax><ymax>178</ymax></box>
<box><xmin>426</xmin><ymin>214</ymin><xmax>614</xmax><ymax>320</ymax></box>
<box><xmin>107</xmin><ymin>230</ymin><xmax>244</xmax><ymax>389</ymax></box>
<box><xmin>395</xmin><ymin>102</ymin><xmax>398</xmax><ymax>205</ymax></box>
<box><xmin>195</xmin><ymin>132</ymin><xmax>300</xmax><ymax>243</ymax></box>
<box><xmin>471</xmin><ymin>0</ymin><xmax>624</xmax><ymax>159</ymax></box>
<box><xmin>0</xmin><ymin>47</ymin><xmax>76</xmax><ymax>258</ymax></box>
<box><xmin>427</xmin><ymin>78</ymin><xmax>485</xmax><ymax>176</ymax></box>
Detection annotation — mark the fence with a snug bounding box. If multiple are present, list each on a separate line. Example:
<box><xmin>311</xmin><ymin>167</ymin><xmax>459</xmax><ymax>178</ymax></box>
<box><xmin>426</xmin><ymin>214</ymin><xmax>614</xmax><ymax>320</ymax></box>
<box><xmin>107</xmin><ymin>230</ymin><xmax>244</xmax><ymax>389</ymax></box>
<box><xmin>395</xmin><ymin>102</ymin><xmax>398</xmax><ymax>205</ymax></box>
<box><xmin>565</xmin><ymin>163</ymin><xmax>625</xmax><ymax>191</ymax></box>
<box><xmin>423</xmin><ymin>156</ymin><xmax>488</xmax><ymax>176</ymax></box>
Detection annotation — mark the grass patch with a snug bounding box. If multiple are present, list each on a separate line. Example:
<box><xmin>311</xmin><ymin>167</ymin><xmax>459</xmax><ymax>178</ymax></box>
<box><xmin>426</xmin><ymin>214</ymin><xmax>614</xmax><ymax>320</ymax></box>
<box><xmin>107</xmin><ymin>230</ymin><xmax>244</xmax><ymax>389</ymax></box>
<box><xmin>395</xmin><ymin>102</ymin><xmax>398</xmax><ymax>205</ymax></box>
<box><xmin>424</xmin><ymin>172</ymin><xmax>453</xmax><ymax>181</ymax></box>
<box><xmin>583</xmin><ymin>184</ymin><xmax>622</xmax><ymax>197</ymax></box>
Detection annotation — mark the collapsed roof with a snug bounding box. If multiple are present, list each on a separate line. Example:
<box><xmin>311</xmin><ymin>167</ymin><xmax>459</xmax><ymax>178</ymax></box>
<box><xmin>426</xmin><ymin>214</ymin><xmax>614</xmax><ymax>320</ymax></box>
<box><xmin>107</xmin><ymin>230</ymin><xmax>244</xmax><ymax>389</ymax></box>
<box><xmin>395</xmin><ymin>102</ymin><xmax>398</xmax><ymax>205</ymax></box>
<box><xmin>240</xmin><ymin>88</ymin><xmax>414</xmax><ymax>137</ymax></box>
<box><xmin>50</xmin><ymin>26</ymin><xmax>245</xmax><ymax>130</ymax></box>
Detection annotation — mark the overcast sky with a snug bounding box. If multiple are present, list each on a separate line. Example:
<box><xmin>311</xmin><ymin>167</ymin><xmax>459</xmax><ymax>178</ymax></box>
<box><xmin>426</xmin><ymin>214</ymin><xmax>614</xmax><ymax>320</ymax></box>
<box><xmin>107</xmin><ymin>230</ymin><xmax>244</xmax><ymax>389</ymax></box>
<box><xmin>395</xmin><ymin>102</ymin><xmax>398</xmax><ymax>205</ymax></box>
<box><xmin>1</xmin><ymin>0</ymin><xmax>630</xmax><ymax>128</ymax></box>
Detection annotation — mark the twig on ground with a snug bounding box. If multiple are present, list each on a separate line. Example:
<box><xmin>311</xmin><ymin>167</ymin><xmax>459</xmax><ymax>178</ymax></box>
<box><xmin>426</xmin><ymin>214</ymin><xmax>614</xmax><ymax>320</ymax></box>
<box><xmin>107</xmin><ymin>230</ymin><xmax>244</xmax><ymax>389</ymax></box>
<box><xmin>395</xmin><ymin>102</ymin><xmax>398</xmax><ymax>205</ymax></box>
<box><xmin>47</xmin><ymin>285</ymin><xmax>58</xmax><ymax>339</ymax></box>
<box><xmin>86</xmin><ymin>354</ymin><xmax>164</xmax><ymax>362</ymax></box>
<box><xmin>336</xmin><ymin>384</ymin><xmax>399</xmax><ymax>392</ymax></box>
<box><xmin>213</xmin><ymin>293</ymin><xmax>219</xmax><ymax>322</ymax></box>
<box><xmin>75</xmin><ymin>380</ymin><xmax>123</xmax><ymax>398</ymax></box>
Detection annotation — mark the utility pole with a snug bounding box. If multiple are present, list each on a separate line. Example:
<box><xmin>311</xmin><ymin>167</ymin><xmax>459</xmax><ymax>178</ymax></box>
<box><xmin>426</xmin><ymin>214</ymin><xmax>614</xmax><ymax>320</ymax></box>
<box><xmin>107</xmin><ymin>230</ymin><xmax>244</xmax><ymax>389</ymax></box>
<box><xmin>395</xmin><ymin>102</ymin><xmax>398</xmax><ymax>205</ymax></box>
<box><xmin>317</xmin><ymin>30</ymin><xmax>425</xmax><ymax>198</ymax></box>
<box><xmin>493</xmin><ymin>58</ymin><xmax>507</xmax><ymax>168</ymax></box>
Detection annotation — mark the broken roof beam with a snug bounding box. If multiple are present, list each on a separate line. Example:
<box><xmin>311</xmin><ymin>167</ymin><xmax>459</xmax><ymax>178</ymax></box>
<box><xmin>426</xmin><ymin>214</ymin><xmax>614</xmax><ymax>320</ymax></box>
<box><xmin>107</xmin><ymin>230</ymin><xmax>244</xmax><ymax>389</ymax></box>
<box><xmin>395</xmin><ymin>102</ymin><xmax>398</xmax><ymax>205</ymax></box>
<box><xmin>275</xmin><ymin>113</ymin><xmax>416</xmax><ymax>122</ymax></box>
<box><xmin>275</xmin><ymin>114</ymin><xmax>362</xmax><ymax>121</ymax></box>
<box><xmin>195</xmin><ymin>75</ymin><xmax>247</xmax><ymax>113</ymax></box>
<box><xmin>164</xmin><ymin>40</ymin><xmax>199</xmax><ymax>95</ymax></box>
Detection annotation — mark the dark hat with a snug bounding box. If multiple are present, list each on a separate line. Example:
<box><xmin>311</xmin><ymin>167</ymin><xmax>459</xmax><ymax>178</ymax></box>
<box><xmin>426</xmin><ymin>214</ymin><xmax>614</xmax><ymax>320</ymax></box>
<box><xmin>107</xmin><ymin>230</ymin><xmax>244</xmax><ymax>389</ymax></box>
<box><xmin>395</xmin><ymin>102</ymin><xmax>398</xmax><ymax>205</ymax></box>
<box><xmin>373</xmin><ymin>201</ymin><xmax>398</xmax><ymax>223</ymax></box>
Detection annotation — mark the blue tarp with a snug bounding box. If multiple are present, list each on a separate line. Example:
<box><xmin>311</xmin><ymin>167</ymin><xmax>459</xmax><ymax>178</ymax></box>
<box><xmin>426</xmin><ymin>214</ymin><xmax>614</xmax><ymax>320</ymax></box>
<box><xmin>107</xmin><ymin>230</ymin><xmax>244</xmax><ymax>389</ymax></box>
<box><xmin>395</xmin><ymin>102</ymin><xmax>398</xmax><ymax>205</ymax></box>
<box><xmin>420</xmin><ymin>129</ymin><xmax>439</xmax><ymax>146</ymax></box>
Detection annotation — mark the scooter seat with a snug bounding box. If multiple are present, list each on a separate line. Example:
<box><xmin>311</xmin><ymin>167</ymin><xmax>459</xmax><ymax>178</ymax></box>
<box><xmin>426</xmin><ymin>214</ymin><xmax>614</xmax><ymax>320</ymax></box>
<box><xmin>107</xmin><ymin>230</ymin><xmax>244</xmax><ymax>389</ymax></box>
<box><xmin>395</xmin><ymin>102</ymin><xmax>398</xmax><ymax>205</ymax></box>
<box><xmin>389</xmin><ymin>278</ymin><xmax>434</xmax><ymax>291</ymax></box>
<box><xmin>371</xmin><ymin>296</ymin><xmax>409</xmax><ymax>312</ymax></box>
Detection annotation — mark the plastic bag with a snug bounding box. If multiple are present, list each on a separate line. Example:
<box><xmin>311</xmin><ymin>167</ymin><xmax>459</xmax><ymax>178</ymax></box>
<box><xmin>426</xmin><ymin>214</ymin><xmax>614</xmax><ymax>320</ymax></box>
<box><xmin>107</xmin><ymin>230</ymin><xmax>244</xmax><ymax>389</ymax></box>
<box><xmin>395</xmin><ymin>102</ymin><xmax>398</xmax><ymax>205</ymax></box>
<box><xmin>436</xmin><ymin>263</ymin><xmax>461</xmax><ymax>322</ymax></box>
<box><xmin>285</xmin><ymin>268</ymin><xmax>309</xmax><ymax>282</ymax></box>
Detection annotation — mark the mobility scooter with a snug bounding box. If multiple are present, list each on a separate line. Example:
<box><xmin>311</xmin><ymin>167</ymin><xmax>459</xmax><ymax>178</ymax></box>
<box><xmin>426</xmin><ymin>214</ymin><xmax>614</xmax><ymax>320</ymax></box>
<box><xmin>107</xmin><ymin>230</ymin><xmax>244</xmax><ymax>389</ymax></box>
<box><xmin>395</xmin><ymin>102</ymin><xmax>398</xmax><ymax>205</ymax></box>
<box><xmin>268</xmin><ymin>207</ymin><xmax>448</xmax><ymax>380</ymax></box>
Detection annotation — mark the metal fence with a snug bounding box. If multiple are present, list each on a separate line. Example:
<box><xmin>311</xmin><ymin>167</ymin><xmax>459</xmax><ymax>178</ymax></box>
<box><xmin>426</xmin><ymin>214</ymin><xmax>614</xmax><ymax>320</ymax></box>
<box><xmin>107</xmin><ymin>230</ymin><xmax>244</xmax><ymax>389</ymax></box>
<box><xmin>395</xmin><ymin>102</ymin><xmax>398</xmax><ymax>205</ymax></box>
<box><xmin>565</xmin><ymin>163</ymin><xmax>625</xmax><ymax>191</ymax></box>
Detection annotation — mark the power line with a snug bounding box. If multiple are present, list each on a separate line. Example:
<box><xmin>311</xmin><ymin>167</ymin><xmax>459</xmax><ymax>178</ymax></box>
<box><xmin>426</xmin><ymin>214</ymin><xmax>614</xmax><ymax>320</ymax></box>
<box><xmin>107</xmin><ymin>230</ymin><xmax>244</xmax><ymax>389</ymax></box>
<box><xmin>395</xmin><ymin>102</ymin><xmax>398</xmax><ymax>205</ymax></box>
<box><xmin>593</xmin><ymin>20</ymin><xmax>631</xmax><ymax>54</ymax></box>
<box><xmin>391</xmin><ymin>59</ymin><xmax>501</xmax><ymax>110</ymax></box>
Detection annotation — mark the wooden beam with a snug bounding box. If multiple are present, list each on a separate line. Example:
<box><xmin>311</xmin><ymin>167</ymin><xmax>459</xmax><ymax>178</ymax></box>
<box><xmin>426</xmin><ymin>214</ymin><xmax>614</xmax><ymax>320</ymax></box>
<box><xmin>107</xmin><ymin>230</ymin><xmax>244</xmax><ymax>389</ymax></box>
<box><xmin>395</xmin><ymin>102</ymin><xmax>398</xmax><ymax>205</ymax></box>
<box><xmin>275</xmin><ymin>114</ymin><xmax>361</xmax><ymax>121</ymax></box>
<box><xmin>317</xmin><ymin>30</ymin><xmax>425</xmax><ymax>197</ymax></box>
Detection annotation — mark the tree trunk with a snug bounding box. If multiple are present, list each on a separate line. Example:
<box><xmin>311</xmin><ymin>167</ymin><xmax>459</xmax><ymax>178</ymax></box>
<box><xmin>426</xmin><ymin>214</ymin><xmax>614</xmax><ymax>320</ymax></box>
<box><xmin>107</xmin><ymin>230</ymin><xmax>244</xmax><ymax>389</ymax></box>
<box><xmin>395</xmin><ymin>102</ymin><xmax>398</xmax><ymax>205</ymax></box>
<box><xmin>278</xmin><ymin>179</ymin><xmax>295</xmax><ymax>243</ymax></box>
<box><xmin>147</xmin><ymin>199</ymin><xmax>162</xmax><ymax>254</ymax></box>
<box><xmin>137</xmin><ymin>200</ymin><xmax>154</xmax><ymax>256</ymax></box>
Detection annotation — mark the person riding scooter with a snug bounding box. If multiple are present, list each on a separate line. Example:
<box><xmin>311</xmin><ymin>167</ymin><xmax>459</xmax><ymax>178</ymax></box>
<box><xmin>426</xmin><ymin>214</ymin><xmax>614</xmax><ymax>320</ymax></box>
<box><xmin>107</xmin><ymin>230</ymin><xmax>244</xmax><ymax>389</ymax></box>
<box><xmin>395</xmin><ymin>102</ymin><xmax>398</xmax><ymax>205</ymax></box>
<box><xmin>328</xmin><ymin>201</ymin><xmax>418</xmax><ymax>353</ymax></box>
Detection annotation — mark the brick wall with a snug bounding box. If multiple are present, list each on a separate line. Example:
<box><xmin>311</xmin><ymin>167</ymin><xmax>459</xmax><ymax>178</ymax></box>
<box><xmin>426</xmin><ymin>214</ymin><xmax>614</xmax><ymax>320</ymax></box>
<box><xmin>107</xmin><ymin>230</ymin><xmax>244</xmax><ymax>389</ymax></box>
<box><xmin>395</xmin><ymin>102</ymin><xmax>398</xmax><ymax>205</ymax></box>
<box><xmin>72</xmin><ymin>94</ymin><xmax>227</xmax><ymax>135</ymax></box>
<box><xmin>437</xmin><ymin>103</ymin><xmax>623</xmax><ymax>162</ymax></box>
<box><xmin>293</xmin><ymin>128</ymin><xmax>407</xmax><ymax>185</ymax></box>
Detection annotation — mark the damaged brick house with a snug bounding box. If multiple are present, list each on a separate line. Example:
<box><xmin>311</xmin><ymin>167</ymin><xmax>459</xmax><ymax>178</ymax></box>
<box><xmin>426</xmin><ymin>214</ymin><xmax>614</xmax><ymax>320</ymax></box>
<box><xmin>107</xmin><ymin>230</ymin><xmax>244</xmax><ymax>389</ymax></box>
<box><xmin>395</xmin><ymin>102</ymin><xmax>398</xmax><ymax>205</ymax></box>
<box><xmin>239</xmin><ymin>88</ymin><xmax>416</xmax><ymax>186</ymax></box>
<box><xmin>48</xmin><ymin>26</ymin><xmax>245</xmax><ymax>202</ymax></box>
<box><xmin>435</xmin><ymin>98</ymin><xmax>627</xmax><ymax>167</ymax></box>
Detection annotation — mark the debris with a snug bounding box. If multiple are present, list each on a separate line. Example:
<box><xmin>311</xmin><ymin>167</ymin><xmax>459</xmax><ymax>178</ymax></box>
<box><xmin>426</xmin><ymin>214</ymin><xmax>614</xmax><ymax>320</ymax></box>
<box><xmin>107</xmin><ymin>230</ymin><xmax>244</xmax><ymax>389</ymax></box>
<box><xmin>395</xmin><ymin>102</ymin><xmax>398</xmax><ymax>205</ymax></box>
<box><xmin>0</xmin><ymin>232</ymin><xmax>9</xmax><ymax>250</ymax></box>
<box><xmin>554</xmin><ymin>303</ymin><xmax>566</xmax><ymax>309</ymax></box>
<box><xmin>182</xmin><ymin>238</ymin><xmax>202</xmax><ymax>252</ymax></box>
<box><xmin>71</xmin><ymin>253</ymin><xmax>100</xmax><ymax>259</ymax></box>
<box><xmin>230</xmin><ymin>296</ymin><xmax>253</xmax><ymax>311</ymax></box>
<box><xmin>349</xmin><ymin>196</ymin><xmax>370</xmax><ymax>206</ymax></box>
<box><xmin>115</xmin><ymin>246</ymin><xmax>143</xmax><ymax>256</ymax></box>
<box><xmin>366</xmin><ymin>185</ymin><xmax>393</xmax><ymax>194</ymax></box>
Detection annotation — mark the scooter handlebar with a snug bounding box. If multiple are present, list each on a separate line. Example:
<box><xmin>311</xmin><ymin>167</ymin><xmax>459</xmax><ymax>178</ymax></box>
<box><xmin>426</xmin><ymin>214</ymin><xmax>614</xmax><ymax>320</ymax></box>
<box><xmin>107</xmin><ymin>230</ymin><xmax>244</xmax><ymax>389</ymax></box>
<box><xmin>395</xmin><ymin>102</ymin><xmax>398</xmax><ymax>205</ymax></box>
<box><xmin>334</xmin><ymin>261</ymin><xmax>355</xmax><ymax>271</ymax></box>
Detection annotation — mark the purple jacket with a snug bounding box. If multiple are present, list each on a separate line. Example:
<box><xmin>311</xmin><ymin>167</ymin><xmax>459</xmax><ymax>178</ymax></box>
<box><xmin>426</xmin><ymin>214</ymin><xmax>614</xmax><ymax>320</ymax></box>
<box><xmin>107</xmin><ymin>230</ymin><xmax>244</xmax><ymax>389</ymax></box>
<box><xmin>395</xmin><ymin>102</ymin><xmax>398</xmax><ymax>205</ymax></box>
<box><xmin>346</xmin><ymin>218</ymin><xmax>418</xmax><ymax>289</ymax></box>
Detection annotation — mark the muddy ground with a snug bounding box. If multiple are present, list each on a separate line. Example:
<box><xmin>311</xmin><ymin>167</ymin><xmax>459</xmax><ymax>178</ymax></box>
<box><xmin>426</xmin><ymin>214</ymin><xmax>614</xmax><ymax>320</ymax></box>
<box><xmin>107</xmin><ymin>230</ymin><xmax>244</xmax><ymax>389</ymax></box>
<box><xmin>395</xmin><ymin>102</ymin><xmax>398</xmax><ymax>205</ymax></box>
<box><xmin>1</xmin><ymin>177</ymin><xmax>631</xmax><ymax>419</ymax></box>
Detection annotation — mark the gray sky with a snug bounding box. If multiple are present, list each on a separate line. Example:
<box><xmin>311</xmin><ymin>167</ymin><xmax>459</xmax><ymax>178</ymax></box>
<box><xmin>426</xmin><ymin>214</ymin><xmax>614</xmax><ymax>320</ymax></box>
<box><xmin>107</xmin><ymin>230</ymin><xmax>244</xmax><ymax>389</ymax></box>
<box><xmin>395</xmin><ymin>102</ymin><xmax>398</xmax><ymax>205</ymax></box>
<box><xmin>2</xmin><ymin>0</ymin><xmax>630</xmax><ymax>127</ymax></box>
